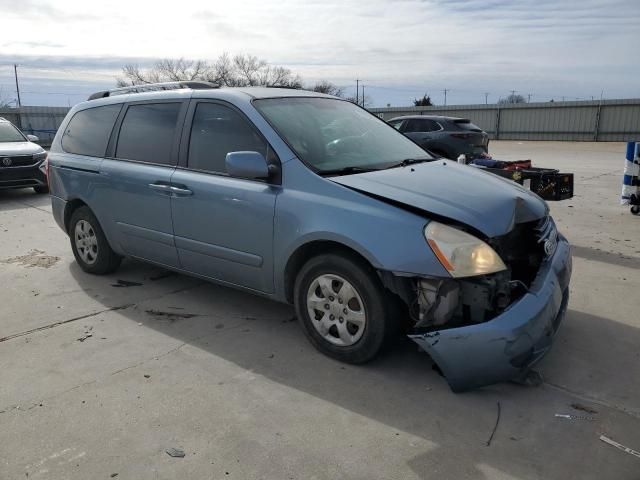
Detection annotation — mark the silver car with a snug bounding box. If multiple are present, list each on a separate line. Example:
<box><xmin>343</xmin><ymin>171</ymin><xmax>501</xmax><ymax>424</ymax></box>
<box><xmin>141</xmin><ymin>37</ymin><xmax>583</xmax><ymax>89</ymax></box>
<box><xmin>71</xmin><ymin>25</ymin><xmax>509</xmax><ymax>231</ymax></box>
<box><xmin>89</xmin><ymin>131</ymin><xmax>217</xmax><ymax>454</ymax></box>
<box><xmin>47</xmin><ymin>82</ymin><xmax>571</xmax><ymax>392</ymax></box>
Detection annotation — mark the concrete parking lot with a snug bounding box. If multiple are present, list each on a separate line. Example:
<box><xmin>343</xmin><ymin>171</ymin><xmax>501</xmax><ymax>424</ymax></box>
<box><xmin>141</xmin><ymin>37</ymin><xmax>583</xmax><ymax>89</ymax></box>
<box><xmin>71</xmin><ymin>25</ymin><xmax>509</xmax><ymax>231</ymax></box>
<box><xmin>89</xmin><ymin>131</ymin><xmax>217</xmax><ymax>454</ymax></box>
<box><xmin>1</xmin><ymin>141</ymin><xmax>639</xmax><ymax>479</ymax></box>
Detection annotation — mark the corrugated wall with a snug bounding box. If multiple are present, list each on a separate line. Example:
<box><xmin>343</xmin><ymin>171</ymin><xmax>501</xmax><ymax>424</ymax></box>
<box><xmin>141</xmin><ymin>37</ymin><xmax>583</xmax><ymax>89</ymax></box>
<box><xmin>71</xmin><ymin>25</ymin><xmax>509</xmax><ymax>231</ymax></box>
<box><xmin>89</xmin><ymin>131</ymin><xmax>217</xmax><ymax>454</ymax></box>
<box><xmin>2</xmin><ymin>99</ymin><xmax>640</xmax><ymax>145</ymax></box>
<box><xmin>370</xmin><ymin>99</ymin><xmax>640</xmax><ymax>142</ymax></box>
<box><xmin>0</xmin><ymin>106</ymin><xmax>70</xmax><ymax>147</ymax></box>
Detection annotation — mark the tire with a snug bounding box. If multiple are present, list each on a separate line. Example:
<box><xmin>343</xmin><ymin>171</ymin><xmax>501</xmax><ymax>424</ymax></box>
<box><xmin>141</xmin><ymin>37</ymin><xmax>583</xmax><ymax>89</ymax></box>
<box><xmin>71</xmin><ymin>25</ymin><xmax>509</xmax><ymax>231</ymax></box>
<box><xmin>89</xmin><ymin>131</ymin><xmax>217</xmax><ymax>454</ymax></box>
<box><xmin>33</xmin><ymin>185</ymin><xmax>49</xmax><ymax>194</ymax></box>
<box><xmin>294</xmin><ymin>253</ymin><xmax>391</xmax><ymax>364</ymax></box>
<box><xmin>631</xmin><ymin>205</ymin><xmax>640</xmax><ymax>216</ymax></box>
<box><xmin>69</xmin><ymin>206</ymin><xmax>122</xmax><ymax>274</ymax></box>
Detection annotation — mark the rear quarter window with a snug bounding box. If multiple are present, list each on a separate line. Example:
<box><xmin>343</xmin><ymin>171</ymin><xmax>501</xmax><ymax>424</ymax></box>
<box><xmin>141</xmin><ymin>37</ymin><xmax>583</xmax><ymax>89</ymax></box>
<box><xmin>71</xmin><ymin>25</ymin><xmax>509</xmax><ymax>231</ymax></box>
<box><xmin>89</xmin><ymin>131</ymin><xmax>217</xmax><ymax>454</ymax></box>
<box><xmin>454</xmin><ymin>120</ymin><xmax>483</xmax><ymax>132</ymax></box>
<box><xmin>61</xmin><ymin>104</ymin><xmax>122</xmax><ymax>157</ymax></box>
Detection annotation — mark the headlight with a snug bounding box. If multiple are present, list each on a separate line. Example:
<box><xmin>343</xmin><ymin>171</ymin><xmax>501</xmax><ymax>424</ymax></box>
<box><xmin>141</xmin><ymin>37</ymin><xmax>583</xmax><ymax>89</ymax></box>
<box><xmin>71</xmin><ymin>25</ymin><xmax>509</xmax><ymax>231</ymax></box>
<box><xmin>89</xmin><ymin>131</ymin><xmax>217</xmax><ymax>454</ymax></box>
<box><xmin>424</xmin><ymin>221</ymin><xmax>506</xmax><ymax>278</ymax></box>
<box><xmin>33</xmin><ymin>151</ymin><xmax>47</xmax><ymax>163</ymax></box>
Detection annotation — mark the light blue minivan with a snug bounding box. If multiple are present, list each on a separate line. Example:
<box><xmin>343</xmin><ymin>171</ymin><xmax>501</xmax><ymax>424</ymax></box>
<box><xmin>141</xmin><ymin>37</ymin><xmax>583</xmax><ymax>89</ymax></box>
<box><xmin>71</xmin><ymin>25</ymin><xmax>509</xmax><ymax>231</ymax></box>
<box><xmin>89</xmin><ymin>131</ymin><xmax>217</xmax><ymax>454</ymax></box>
<box><xmin>48</xmin><ymin>82</ymin><xmax>571</xmax><ymax>391</ymax></box>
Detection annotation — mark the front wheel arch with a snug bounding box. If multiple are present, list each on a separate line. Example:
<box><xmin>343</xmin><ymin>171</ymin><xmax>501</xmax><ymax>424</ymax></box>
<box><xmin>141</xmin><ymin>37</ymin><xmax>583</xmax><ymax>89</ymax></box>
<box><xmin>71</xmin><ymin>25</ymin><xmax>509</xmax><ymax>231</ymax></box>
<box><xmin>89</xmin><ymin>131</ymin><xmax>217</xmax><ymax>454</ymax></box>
<box><xmin>284</xmin><ymin>240</ymin><xmax>377</xmax><ymax>304</ymax></box>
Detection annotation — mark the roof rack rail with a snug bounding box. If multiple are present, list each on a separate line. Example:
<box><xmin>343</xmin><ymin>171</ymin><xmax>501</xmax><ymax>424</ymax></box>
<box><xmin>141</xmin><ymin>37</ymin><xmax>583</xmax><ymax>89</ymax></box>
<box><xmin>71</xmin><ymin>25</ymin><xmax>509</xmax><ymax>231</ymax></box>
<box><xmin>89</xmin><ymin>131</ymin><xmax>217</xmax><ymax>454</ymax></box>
<box><xmin>88</xmin><ymin>81</ymin><xmax>219</xmax><ymax>101</ymax></box>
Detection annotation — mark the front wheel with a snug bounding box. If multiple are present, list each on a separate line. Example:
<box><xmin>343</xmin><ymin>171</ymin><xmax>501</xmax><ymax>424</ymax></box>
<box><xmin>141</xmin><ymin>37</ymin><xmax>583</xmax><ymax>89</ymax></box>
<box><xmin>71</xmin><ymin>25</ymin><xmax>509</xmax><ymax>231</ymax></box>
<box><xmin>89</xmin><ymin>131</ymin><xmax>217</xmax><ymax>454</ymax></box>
<box><xmin>69</xmin><ymin>206</ymin><xmax>122</xmax><ymax>274</ymax></box>
<box><xmin>294</xmin><ymin>253</ymin><xmax>391</xmax><ymax>364</ymax></box>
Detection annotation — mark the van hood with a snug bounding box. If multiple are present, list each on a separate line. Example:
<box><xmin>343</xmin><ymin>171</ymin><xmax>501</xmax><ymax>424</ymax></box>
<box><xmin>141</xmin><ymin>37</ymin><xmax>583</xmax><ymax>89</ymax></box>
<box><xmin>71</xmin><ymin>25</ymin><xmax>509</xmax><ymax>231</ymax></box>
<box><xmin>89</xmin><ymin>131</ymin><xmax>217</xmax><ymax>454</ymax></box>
<box><xmin>330</xmin><ymin>161</ymin><xmax>547</xmax><ymax>237</ymax></box>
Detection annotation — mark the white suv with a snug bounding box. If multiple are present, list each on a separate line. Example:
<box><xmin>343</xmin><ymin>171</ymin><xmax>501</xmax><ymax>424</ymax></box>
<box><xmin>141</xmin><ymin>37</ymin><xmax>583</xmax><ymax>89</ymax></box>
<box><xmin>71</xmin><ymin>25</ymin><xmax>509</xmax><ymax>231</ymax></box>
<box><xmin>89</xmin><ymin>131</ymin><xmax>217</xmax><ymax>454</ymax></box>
<box><xmin>0</xmin><ymin>117</ymin><xmax>48</xmax><ymax>193</ymax></box>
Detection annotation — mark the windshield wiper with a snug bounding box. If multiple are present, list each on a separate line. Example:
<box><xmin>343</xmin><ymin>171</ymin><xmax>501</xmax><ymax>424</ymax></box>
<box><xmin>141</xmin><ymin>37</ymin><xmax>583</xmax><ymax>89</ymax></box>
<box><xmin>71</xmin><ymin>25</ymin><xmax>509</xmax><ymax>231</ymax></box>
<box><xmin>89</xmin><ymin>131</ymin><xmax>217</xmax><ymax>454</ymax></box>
<box><xmin>386</xmin><ymin>157</ymin><xmax>434</xmax><ymax>169</ymax></box>
<box><xmin>319</xmin><ymin>166</ymin><xmax>380</xmax><ymax>176</ymax></box>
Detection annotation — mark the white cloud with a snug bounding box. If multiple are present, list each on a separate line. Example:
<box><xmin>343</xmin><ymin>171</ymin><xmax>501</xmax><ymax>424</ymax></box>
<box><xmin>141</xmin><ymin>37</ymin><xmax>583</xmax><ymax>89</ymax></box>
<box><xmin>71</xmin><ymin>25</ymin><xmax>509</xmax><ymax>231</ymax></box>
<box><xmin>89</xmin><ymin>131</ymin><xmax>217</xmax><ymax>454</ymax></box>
<box><xmin>0</xmin><ymin>0</ymin><xmax>638</xmax><ymax>106</ymax></box>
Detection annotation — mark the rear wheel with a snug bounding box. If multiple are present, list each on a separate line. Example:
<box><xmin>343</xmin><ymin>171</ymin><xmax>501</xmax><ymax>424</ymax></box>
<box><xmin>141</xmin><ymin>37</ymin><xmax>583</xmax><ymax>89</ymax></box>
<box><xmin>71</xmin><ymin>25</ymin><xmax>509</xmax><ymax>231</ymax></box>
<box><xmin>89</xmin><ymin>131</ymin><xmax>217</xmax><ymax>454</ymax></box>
<box><xmin>69</xmin><ymin>206</ymin><xmax>122</xmax><ymax>274</ymax></box>
<box><xmin>33</xmin><ymin>185</ymin><xmax>49</xmax><ymax>194</ymax></box>
<box><xmin>294</xmin><ymin>253</ymin><xmax>391</xmax><ymax>364</ymax></box>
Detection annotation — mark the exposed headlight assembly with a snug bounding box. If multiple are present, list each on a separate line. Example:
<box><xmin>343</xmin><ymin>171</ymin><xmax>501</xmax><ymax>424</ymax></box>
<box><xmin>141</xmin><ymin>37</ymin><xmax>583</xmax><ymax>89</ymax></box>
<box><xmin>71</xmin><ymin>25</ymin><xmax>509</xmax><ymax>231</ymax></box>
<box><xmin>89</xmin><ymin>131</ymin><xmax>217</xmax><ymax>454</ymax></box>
<box><xmin>425</xmin><ymin>221</ymin><xmax>506</xmax><ymax>278</ymax></box>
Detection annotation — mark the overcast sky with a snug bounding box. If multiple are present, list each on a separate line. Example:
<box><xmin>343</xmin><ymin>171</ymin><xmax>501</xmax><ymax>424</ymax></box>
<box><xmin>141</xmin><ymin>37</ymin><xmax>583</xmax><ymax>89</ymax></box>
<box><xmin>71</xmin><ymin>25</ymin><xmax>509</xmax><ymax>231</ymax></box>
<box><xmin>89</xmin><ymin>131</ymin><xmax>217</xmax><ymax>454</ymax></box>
<box><xmin>1</xmin><ymin>0</ymin><xmax>638</xmax><ymax>107</ymax></box>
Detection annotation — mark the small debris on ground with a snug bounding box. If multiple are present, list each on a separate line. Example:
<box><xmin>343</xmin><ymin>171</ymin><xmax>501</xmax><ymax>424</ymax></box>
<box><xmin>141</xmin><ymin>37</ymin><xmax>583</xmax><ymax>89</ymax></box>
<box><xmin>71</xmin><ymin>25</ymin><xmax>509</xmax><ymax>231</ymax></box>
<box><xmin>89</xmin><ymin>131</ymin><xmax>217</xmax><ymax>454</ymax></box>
<box><xmin>112</xmin><ymin>279</ymin><xmax>143</xmax><ymax>288</ymax></box>
<box><xmin>110</xmin><ymin>474</ymin><xmax>119</xmax><ymax>478</ymax></box>
<box><xmin>166</xmin><ymin>447</ymin><xmax>186</xmax><ymax>458</ymax></box>
<box><xmin>599</xmin><ymin>435</ymin><xmax>640</xmax><ymax>459</ymax></box>
<box><xmin>555</xmin><ymin>413</ymin><xmax>594</xmax><ymax>421</ymax></box>
<box><xmin>268</xmin><ymin>354</ymin><xmax>275</xmax><ymax>359</ymax></box>
<box><xmin>77</xmin><ymin>326</ymin><xmax>94</xmax><ymax>342</ymax></box>
<box><xmin>571</xmin><ymin>402</ymin><xmax>598</xmax><ymax>414</ymax></box>
<box><xmin>215</xmin><ymin>324</ymin><xmax>225</xmax><ymax>329</ymax></box>
<box><xmin>143</xmin><ymin>374</ymin><xmax>151</xmax><ymax>379</ymax></box>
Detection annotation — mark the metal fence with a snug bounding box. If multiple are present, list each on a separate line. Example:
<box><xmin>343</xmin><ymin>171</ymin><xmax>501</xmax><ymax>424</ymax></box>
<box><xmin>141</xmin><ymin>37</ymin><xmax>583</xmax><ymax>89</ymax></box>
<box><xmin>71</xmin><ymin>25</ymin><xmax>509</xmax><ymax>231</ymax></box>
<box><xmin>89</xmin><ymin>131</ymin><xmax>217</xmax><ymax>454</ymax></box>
<box><xmin>369</xmin><ymin>98</ymin><xmax>640</xmax><ymax>142</ymax></box>
<box><xmin>0</xmin><ymin>106</ymin><xmax>70</xmax><ymax>147</ymax></box>
<box><xmin>2</xmin><ymin>98</ymin><xmax>640</xmax><ymax>145</ymax></box>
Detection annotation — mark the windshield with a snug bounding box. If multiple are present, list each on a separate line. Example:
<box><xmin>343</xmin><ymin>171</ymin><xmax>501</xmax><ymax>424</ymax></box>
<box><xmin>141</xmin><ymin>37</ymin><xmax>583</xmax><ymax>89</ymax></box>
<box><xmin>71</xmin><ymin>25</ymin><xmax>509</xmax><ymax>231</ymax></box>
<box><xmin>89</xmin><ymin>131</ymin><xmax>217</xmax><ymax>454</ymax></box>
<box><xmin>0</xmin><ymin>122</ymin><xmax>26</xmax><ymax>143</ymax></box>
<box><xmin>253</xmin><ymin>97</ymin><xmax>432</xmax><ymax>173</ymax></box>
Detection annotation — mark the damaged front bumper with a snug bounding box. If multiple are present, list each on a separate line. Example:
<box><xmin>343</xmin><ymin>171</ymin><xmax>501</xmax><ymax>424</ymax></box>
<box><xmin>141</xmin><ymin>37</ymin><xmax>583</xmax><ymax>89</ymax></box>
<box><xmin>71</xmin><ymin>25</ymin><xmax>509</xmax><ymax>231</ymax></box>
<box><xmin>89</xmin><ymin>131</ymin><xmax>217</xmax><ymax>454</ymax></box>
<box><xmin>409</xmin><ymin>234</ymin><xmax>572</xmax><ymax>392</ymax></box>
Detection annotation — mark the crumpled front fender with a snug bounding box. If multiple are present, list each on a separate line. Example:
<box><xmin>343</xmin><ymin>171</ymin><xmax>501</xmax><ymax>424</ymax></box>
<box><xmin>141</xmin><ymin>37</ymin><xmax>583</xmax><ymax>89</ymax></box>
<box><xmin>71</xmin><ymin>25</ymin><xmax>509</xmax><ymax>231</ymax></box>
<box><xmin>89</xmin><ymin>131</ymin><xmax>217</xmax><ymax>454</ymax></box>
<box><xmin>409</xmin><ymin>237</ymin><xmax>572</xmax><ymax>392</ymax></box>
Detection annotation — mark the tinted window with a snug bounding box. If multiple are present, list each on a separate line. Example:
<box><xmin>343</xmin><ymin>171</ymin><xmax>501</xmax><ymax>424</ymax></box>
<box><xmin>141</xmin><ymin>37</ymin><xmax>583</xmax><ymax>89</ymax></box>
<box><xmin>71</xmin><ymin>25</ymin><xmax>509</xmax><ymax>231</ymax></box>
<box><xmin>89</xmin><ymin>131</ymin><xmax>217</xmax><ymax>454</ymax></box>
<box><xmin>116</xmin><ymin>103</ymin><xmax>181</xmax><ymax>164</ymax></box>
<box><xmin>62</xmin><ymin>104</ymin><xmax>121</xmax><ymax>157</ymax></box>
<box><xmin>425</xmin><ymin>119</ymin><xmax>443</xmax><ymax>132</ymax></box>
<box><xmin>188</xmin><ymin>103</ymin><xmax>267</xmax><ymax>173</ymax></box>
<box><xmin>388</xmin><ymin>120</ymin><xmax>403</xmax><ymax>130</ymax></box>
<box><xmin>454</xmin><ymin>120</ymin><xmax>483</xmax><ymax>132</ymax></box>
<box><xmin>403</xmin><ymin>119</ymin><xmax>427</xmax><ymax>132</ymax></box>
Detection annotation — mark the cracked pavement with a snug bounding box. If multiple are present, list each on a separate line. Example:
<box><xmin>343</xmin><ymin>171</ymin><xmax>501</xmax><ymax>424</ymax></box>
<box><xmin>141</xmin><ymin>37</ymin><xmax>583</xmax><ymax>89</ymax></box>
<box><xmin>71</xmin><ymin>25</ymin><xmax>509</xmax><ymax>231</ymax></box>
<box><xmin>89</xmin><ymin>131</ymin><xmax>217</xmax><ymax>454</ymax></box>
<box><xmin>1</xmin><ymin>141</ymin><xmax>639</xmax><ymax>479</ymax></box>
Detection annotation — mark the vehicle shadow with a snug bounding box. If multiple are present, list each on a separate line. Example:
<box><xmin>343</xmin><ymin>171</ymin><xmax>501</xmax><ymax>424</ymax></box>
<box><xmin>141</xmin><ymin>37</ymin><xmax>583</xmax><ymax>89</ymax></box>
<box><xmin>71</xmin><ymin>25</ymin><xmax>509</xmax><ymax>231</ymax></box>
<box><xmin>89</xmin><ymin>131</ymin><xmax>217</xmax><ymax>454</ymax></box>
<box><xmin>0</xmin><ymin>188</ymin><xmax>51</xmax><ymax>212</ymax></box>
<box><xmin>68</xmin><ymin>259</ymin><xmax>640</xmax><ymax>479</ymax></box>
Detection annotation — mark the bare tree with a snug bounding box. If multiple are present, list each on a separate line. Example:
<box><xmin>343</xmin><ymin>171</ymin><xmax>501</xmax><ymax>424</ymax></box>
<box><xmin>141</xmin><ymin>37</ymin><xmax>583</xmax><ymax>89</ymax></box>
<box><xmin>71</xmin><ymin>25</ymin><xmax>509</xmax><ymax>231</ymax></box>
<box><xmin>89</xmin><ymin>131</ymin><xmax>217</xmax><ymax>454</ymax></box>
<box><xmin>345</xmin><ymin>94</ymin><xmax>373</xmax><ymax>108</ymax></box>
<box><xmin>310</xmin><ymin>80</ymin><xmax>344</xmax><ymax>97</ymax></box>
<box><xmin>117</xmin><ymin>54</ymin><xmax>302</xmax><ymax>88</ymax></box>
<box><xmin>498</xmin><ymin>93</ymin><xmax>526</xmax><ymax>105</ymax></box>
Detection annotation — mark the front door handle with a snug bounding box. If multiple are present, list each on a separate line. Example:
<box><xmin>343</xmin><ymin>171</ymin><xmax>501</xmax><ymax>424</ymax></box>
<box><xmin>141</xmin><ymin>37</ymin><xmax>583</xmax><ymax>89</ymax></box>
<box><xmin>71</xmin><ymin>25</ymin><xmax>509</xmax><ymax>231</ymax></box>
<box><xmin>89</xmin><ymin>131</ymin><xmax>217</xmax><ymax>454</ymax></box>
<box><xmin>149</xmin><ymin>182</ymin><xmax>172</xmax><ymax>194</ymax></box>
<box><xmin>169</xmin><ymin>185</ymin><xmax>193</xmax><ymax>196</ymax></box>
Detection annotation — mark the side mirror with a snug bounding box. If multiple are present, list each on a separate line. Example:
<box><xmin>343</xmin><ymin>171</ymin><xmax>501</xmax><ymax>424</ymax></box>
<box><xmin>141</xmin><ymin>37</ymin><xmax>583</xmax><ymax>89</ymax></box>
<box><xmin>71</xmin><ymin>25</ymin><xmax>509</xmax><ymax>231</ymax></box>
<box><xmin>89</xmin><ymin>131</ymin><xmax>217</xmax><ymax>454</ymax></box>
<box><xmin>225</xmin><ymin>151</ymin><xmax>271</xmax><ymax>180</ymax></box>
<box><xmin>27</xmin><ymin>134</ymin><xmax>39</xmax><ymax>142</ymax></box>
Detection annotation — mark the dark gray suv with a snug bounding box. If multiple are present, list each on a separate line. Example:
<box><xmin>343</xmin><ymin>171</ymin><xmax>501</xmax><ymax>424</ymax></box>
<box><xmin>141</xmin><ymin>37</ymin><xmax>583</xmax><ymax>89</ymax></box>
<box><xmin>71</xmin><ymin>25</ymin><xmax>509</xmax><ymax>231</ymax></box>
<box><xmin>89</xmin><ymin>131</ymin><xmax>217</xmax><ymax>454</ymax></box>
<box><xmin>388</xmin><ymin>115</ymin><xmax>489</xmax><ymax>160</ymax></box>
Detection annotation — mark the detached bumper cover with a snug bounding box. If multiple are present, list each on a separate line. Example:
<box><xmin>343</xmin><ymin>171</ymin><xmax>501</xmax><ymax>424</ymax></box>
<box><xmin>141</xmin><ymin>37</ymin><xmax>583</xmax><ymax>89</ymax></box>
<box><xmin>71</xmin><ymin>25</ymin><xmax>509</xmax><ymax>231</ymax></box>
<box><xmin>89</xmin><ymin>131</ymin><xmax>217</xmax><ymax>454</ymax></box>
<box><xmin>409</xmin><ymin>235</ymin><xmax>572</xmax><ymax>392</ymax></box>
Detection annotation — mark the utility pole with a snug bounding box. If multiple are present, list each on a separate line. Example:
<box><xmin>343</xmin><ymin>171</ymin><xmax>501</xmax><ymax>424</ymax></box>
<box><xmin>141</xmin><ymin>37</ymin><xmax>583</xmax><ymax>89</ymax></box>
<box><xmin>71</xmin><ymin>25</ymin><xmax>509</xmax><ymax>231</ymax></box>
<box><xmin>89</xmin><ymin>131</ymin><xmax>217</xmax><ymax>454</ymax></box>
<box><xmin>527</xmin><ymin>93</ymin><xmax>532</xmax><ymax>103</ymax></box>
<box><xmin>484</xmin><ymin>92</ymin><xmax>489</xmax><ymax>104</ymax></box>
<box><xmin>355</xmin><ymin>79</ymin><xmax>359</xmax><ymax>105</ymax></box>
<box><xmin>14</xmin><ymin>64</ymin><xmax>22</xmax><ymax>108</ymax></box>
<box><xmin>443</xmin><ymin>89</ymin><xmax>448</xmax><ymax>106</ymax></box>
<box><xmin>361</xmin><ymin>84</ymin><xmax>365</xmax><ymax>107</ymax></box>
